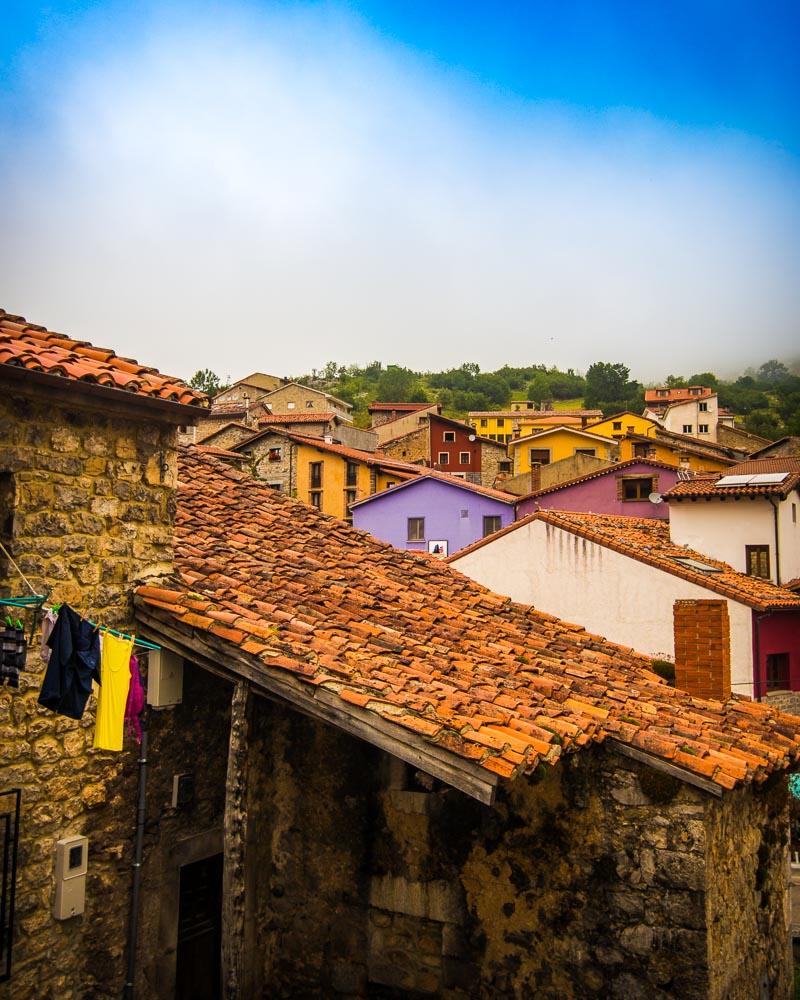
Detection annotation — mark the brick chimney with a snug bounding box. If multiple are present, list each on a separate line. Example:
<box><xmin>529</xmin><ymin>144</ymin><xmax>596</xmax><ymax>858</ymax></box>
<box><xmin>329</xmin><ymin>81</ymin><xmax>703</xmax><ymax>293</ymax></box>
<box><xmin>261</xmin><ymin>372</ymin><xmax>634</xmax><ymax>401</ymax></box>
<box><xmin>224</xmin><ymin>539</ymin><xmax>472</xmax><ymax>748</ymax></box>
<box><xmin>529</xmin><ymin>464</ymin><xmax>542</xmax><ymax>493</ymax></box>
<box><xmin>672</xmin><ymin>599</ymin><xmax>731</xmax><ymax>700</ymax></box>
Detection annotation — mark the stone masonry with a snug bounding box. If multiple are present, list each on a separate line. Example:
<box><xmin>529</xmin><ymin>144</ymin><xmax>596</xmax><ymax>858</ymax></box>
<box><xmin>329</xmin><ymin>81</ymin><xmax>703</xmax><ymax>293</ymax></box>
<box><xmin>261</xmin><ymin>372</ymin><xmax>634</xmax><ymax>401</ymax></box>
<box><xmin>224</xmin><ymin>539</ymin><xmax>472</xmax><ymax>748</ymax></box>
<box><xmin>0</xmin><ymin>384</ymin><xmax>183</xmax><ymax>1000</ymax></box>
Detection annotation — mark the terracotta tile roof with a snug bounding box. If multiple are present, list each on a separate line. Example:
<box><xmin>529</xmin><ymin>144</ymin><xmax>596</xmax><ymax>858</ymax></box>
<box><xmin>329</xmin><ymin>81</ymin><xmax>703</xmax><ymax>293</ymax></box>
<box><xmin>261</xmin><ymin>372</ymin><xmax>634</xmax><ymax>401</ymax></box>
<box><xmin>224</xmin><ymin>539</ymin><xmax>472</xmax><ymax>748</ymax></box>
<box><xmin>666</xmin><ymin>467</ymin><xmax>800</xmax><ymax>500</ymax></box>
<box><xmin>201</xmin><ymin>403</ymin><xmax>248</xmax><ymax>417</ymax></box>
<box><xmin>257</xmin><ymin>412</ymin><xmax>339</xmax><ymax>426</ymax></box>
<box><xmin>135</xmin><ymin>449</ymin><xmax>800</xmax><ymax>793</ymax></box>
<box><xmin>727</xmin><ymin>457</ymin><xmax>800</xmax><ymax>475</ymax></box>
<box><xmin>750</xmin><ymin>437</ymin><xmax>800</xmax><ymax>459</ymax></box>
<box><xmin>468</xmin><ymin>409</ymin><xmax>602</xmax><ymax>419</ymax></box>
<box><xmin>196</xmin><ymin>444</ymin><xmax>245</xmax><ymax>461</ymax></box>
<box><xmin>509</xmin><ymin>426</ymin><xmax>616</xmax><ymax>448</ymax></box>
<box><xmin>280</xmin><ymin>434</ymin><xmax>427</xmax><ymax>475</ymax></box>
<box><xmin>624</xmin><ymin>431</ymin><xmax>738</xmax><ymax>464</ymax></box>
<box><xmin>517</xmin><ymin>458</ymin><xmax>684</xmax><ymax>501</ymax></box>
<box><xmin>451</xmin><ymin>510</ymin><xmax>800</xmax><ymax>613</ymax></box>
<box><xmin>644</xmin><ymin>387</ymin><xmax>714</xmax><ymax>404</ymax></box>
<box><xmin>785</xmin><ymin>578</ymin><xmax>800</xmax><ymax>593</ymax></box>
<box><xmin>0</xmin><ymin>309</ymin><xmax>207</xmax><ymax>406</ymax></box>
<box><xmin>351</xmin><ymin>468</ymin><xmax>518</xmax><ymax>508</ymax></box>
<box><xmin>368</xmin><ymin>402</ymin><xmax>435</xmax><ymax>412</ymax></box>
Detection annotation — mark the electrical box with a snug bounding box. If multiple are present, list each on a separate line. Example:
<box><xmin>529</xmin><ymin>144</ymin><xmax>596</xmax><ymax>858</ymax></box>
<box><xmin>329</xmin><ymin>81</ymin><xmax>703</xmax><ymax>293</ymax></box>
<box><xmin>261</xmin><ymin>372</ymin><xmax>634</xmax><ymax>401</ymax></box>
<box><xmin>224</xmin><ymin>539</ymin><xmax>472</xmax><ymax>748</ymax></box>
<box><xmin>54</xmin><ymin>835</ymin><xmax>88</xmax><ymax>920</ymax></box>
<box><xmin>146</xmin><ymin>648</ymin><xmax>184</xmax><ymax>708</ymax></box>
<box><xmin>171</xmin><ymin>772</ymin><xmax>194</xmax><ymax>809</ymax></box>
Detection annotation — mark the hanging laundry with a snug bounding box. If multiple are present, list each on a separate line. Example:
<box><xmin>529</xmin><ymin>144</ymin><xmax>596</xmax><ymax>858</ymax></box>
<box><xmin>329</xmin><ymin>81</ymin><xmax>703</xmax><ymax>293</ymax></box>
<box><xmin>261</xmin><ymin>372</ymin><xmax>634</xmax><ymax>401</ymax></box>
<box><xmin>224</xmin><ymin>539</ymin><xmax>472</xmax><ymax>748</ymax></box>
<box><xmin>94</xmin><ymin>631</ymin><xmax>134</xmax><ymax>752</ymax></box>
<box><xmin>40</xmin><ymin>608</ymin><xmax>57</xmax><ymax>664</ymax></box>
<box><xmin>0</xmin><ymin>616</ymin><xmax>26</xmax><ymax>688</ymax></box>
<box><xmin>38</xmin><ymin>604</ymin><xmax>101</xmax><ymax>720</ymax></box>
<box><xmin>124</xmin><ymin>655</ymin><xmax>145</xmax><ymax>743</ymax></box>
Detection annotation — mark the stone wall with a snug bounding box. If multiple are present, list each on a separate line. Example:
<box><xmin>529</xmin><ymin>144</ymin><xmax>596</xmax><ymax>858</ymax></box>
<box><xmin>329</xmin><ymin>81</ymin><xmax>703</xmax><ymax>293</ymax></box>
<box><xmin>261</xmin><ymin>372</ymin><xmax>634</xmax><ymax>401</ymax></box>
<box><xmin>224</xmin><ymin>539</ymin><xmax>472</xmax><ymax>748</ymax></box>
<box><xmin>158</xmin><ymin>677</ymin><xmax>791</xmax><ymax>999</ymax></box>
<box><xmin>380</xmin><ymin>426</ymin><xmax>430</xmax><ymax>466</ymax></box>
<box><xmin>478</xmin><ymin>441</ymin><xmax>511</xmax><ymax>488</ymax></box>
<box><xmin>0</xmin><ymin>386</ymin><xmax>180</xmax><ymax>999</ymax></box>
<box><xmin>261</xmin><ymin>383</ymin><xmax>351</xmax><ymax>419</ymax></box>
<box><xmin>239</xmin><ymin>433</ymin><xmax>296</xmax><ymax>493</ymax></box>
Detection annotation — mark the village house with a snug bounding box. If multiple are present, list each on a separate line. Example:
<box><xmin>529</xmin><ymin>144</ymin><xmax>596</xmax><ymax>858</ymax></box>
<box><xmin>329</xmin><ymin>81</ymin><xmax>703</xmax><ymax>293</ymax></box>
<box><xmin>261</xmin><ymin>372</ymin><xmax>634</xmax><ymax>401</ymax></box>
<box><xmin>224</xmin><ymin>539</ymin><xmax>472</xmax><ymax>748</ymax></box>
<box><xmin>372</xmin><ymin>404</ymin><xmax>442</xmax><ymax>445</ymax></box>
<box><xmin>515</xmin><ymin>458</ymin><xmax>683</xmax><ymax>520</ymax></box>
<box><xmin>468</xmin><ymin>408</ymin><xmax>603</xmax><ymax>444</ymax></box>
<box><xmin>497</xmin><ymin>452</ymin><xmax>614</xmax><ymax>496</ymax></box>
<box><xmin>508</xmin><ymin>425</ymin><xmax>618</xmax><ymax>476</ymax></box>
<box><xmin>2</xmin><ymin>310</ymin><xmax>800</xmax><ymax>1000</ymax></box>
<box><xmin>252</xmin><ymin>411</ymin><xmax>378</xmax><ymax>451</ymax></box>
<box><xmin>128</xmin><ymin>449</ymin><xmax>800</xmax><ymax>998</ymax></box>
<box><xmin>750</xmin><ymin>437</ymin><xmax>800</xmax><ymax>460</ymax></box>
<box><xmin>190</xmin><ymin>420</ymin><xmax>256</xmax><ymax>451</ymax></box>
<box><xmin>645</xmin><ymin>387</ymin><xmax>722</xmax><ymax>442</ymax></box>
<box><xmin>351</xmin><ymin>471</ymin><xmax>517</xmax><ymax>556</ymax></box>
<box><xmin>449</xmin><ymin>510</ymin><xmax>800</xmax><ymax>709</ymax></box>
<box><xmin>618</xmin><ymin>427</ymin><xmax>741</xmax><ymax>473</ymax></box>
<box><xmin>665</xmin><ymin>458</ymin><xmax>800</xmax><ymax>589</ymax></box>
<box><xmin>0</xmin><ymin>309</ymin><xmax>207</xmax><ymax>998</ymax></box>
<box><xmin>232</xmin><ymin>429</ymin><xmax>421</xmax><ymax>519</ymax></box>
<box><xmin>379</xmin><ymin>412</ymin><xmax>511</xmax><ymax>488</ymax></box>
<box><xmin>368</xmin><ymin>401</ymin><xmax>441</xmax><ymax>427</ymax></box>
<box><xmin>582</xmin><ymin>410</ymin><xmax>660</xmax><ymax>441</ymax></box>
<box><xmin>259</xmin><ymin>380</ymin><xmax>354</xmax><ymax>421</ymax></box>
<box><xmin>211</xmin><ymin>371</ymin><xmax>285</xmax><ymax>407</ymax></box>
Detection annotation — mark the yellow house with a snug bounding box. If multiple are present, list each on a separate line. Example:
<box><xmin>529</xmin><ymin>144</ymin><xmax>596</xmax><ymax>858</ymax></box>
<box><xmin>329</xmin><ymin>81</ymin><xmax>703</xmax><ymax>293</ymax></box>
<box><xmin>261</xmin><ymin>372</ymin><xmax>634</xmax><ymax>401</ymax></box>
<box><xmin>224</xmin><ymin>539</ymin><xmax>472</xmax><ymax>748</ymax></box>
<box><xmin>468</xmin><ymin>409</ymin><xmax>602</xmax><ymax>444</ymax></box>
<box><xmin>291</xmin><ymin>436</ymin><xmax>419</xmax><ymax>521</ymax></box>
<box><xmin>617</xmin><ymin>435</ymin><xmax>734</xmax><ymax>474</ymax></box>
<box><xmin>584</xmin><ymin>411</ymin><xmax>659</xmax><ymax>441</ymax></box>
<box><xmin>509</xmin><ymin>426</ymin><xmax>618</xmax><ymax>476</ymax></box>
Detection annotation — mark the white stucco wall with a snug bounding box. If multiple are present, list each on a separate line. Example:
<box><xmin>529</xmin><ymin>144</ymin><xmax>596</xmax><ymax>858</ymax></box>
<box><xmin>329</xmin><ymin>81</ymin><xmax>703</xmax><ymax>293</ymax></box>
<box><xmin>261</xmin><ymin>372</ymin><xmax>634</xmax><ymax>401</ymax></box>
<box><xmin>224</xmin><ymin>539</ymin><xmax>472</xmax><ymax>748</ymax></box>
<box><xmin>451</xmin><ymin>519</ymin><xmax>755</xmax><ymax>696</ymax></box>
<box><xmin>670</xmin><ymin>495</ymin><xmax>800</xmax><ymax>585</ymax></box>
<box><xmin>662</xmin><ymin>396</ymin><xmax>719</xmax><ymax>441</ymax></box>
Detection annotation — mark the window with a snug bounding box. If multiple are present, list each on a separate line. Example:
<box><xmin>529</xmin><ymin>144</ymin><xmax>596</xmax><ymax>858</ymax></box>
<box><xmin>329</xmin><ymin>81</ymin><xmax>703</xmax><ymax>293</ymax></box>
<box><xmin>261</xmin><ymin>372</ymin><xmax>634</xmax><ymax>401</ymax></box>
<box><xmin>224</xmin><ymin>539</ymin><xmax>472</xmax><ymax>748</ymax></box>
<box><xmin>438</xmin><ymin>452</ymin><xmax>449</xmax><ymax>465</ymax></box>
<box><xmin>575</xmin><ymin>448</ymin><xmax>596</xmax><ymax>457</ymax></box>
<box><xmin>526</xmin><ymin>402</ymin><xmax>533</xmax><ymax>409</ymax></box>
<box><xmin>287</xmin><ymin>401</ymin><xmax>296</xmax><ymax>410</ymax></box>
<box><xmin>499</xmin><ymin>461</ymin><xmax>511</xmax><ymax>473</ymax></box>
<box><xmin>689</xmin><ymin>387</ymin><xmax>701</xmax><ymax>395</ymax></box>
<box><xmin>407</xmin><ymin>517</ymin><xmax>425</xmax><ymax>541</ymax></box>
<box><xmin>309</xmin><ymin>491</ymin><xmax>322</xmax><ymax>509</ymax></box>
<box><xmin>305</xmin><ymin>400</ymin><xmax>314</xmax><ymax>408</ymax></box>
<box><xmin>698</xmin><ymin>424</ymin><xmax>709</xmax><ymax>434</ymax></box>
<box><xmin>497</xmin><ymin>418</ymin><xmax>505</xmax><ymax>427</ymax></box>
<box><xmin>488</xmin><ymin>434</ymin><xmax>496</xmax><ymax>441</ymax></box>
<box><xmin>386</xmin><ymin>481</ymin><xmax>396</xmax><ymax>488</ymax></box>
<box><xmin>480</xmin><ymin>418</ymin><xmax>488</xmax><ymax>428</ymax></box>
<box><xmin>746</xmin><ymin>545</ymin><xmax>770</xmax><ymax>579</ymax></box>
<box><xmin>529</xmin><ymin>448</ymin><xmax>551</xmax><ymax>466</ymax></box>
<box><xmin>766</xmin><ymin>653</ymin><xmax>790</xmax><ymax>691</ymax></box>
<box><xmin>483</xmin><ymin>515</ymin><xmax>501</xmax><ymax>537</ymax></box>
<box><xmin>621</xmin><ymin>476</ymin><xmax>654</xmax><ymax>501</ymax></box>
<box><xmin>460</xmin><ymin>509</ymin><xmax>469</xmax><ymax>519</ymax></box>
<box><xmin>459</xmin><ymin>452</ymin><xmax>470</xmax><ymax>464</ymax></box>
<box><xmin>309</xmin><ymin>462</ymin><xmax>323</xmax><ymax>488</ymax></box>
<box><xmin>346</xmin><ymin>461</ymin><xmax>358</xmax><ymax>487</ymax></box>
<box><xmin>443</xmin><ymin>431</ymin><xmax>455</xmax><ymax>442</ymax></box>
<box><xmin>699</xmin><ymin>402</ymin><xmax>708</xmax><ymax>412</ymax></box>
<box><xmin>793</xmin><ymin>503</ymin><xmax>797</xmax><ymax>524</ymax></box>
<box><xmin>682</xmin><ymin>424</ymin><xmax>693</xmax><ymax>434</ymax></box>
<box><xmin>612</xmin><ymin>422</ymin><xmax>622</xmax><ymax>431</ymax></box>
<box><xmin>345</xmin><ymin>488</ymin><xmax>357</xmax><ymax>513</ymax></box>
<box><xmin>267</xmin><ymin>482</ymin><xmax>282</xmax><ymax>491</ymax></box>
<box><xmin>657</xmin><ymin>389</ymin><xmax>669</xmax><ymax>397</ymax></box>
<box><xmin>267</xmin><ymin>447</ymin><xmax>281</xmax><ymax>462</ymax></box>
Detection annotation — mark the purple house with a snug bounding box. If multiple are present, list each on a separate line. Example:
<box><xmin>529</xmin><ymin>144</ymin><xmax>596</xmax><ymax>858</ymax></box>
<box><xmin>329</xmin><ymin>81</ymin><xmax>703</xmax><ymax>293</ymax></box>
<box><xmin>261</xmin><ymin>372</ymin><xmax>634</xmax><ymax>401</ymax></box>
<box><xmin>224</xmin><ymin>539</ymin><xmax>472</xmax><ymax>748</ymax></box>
<box><xmin>351</xmin><ymin>472</ymin><xmax>517</xmax><ymax>557</ymax></box>
<box><xmin>516</xmin><ymin>459</ymin><xmax>681</xmax><ymax>520</ymax></box>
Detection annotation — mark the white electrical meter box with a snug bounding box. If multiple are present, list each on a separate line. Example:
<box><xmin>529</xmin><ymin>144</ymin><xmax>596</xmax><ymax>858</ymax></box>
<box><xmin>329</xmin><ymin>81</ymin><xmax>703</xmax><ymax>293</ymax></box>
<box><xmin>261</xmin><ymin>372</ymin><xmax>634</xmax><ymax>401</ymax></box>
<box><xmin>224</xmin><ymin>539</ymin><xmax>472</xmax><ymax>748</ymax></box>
<box><xmin>54</xmin><ymin>835</ymin><xmax>88</xmax><ymax>919</ymax></box>
<box><xmin>146</xmin><ymin>648</ymin><xmax>184</xmax><ymax>708</ymax></box>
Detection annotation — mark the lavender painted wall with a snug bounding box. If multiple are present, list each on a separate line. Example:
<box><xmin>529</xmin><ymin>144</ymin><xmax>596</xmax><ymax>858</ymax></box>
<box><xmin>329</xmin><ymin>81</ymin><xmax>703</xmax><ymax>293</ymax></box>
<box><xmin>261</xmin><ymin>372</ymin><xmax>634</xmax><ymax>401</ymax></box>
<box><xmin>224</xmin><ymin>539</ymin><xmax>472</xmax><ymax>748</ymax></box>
<box><xmin>516</xmin><ymin>462</ymin><xmax>680</xmax><ymax>519</ymax></box>
<box><xmin>352</xmin><ymin>477</ymin><xmax>515</xmax><ymax>555</ymax></box>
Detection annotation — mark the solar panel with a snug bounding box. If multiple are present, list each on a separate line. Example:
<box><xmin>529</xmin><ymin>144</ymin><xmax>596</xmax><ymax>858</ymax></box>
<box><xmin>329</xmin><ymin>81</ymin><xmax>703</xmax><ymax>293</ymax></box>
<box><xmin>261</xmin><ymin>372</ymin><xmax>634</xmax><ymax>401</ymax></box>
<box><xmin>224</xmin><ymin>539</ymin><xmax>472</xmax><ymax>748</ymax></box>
<box><xmin>716</xmin><ymin>475</ymin><xmax>754</xmax><ymax>486</ymax></box>
<box><xmin>748</xmin><ymin>472</ymin><xmax>789</xmax><ymax>485</ymax></box>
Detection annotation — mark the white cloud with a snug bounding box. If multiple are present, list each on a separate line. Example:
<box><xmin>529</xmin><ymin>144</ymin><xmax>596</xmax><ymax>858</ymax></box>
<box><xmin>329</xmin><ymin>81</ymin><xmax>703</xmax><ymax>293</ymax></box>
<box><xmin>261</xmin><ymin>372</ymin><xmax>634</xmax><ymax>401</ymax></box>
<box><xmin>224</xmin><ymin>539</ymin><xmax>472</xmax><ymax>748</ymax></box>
<box><xmin>1</xmin><ymin>2</ymin><xmax>798</xmax><ymax>382</ymax></box>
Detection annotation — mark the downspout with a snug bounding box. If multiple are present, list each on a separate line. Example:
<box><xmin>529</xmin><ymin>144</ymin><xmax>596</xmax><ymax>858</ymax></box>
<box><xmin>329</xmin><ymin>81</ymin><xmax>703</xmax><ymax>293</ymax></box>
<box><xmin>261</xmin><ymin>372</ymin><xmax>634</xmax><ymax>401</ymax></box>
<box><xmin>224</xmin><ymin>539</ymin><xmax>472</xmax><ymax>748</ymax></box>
<box><xmin>752</xmin><ymin>611</ymin><xmax>764</xmax><ymax>702</ymax></box>
<box><xmin>124</xmin><ymin>718</ymin><xmax>149</xmax><ymax>999</ymax></box>
<box><xmin>767</xmin><ymin>496</ymin><xmax>781</xmax><ymax>585</ymax></box>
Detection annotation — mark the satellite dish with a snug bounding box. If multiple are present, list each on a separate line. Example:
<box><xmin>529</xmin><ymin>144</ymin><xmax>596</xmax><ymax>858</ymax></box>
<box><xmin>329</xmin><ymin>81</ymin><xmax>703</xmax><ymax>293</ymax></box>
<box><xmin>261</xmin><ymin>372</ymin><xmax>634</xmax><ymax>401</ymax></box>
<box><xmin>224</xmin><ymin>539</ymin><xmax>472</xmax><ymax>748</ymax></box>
<box><xmin>468</xmin><ymin>434</ymin><xmax>476</xmax><ymax>441</ymax></box>
<box><xmin>648</xmin><ymin>492</ymin><xmax>663</xmax><ymax>505</ymax></box>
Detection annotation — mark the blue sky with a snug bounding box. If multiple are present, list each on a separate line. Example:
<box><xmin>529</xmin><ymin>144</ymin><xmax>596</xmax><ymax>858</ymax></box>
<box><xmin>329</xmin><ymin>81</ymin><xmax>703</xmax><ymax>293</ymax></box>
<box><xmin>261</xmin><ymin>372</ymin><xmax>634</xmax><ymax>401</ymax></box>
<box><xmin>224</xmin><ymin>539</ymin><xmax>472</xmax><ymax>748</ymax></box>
<box><xmin>1</xmin><ymin>1</ymin><xmax>798</xmax><ymax>380</ymax></box>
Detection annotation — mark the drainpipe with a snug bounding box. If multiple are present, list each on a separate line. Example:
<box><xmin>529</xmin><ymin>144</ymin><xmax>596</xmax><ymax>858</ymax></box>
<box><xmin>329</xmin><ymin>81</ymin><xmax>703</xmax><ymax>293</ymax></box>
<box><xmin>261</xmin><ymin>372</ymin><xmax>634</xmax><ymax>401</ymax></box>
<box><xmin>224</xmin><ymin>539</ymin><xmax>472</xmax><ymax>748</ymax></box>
<box><xmin>767</xmin><ymin>496</ymin><xmax>781</xmax><ymax>585</ymax></box>
<box><xmin>124</xmin><ymin>720</ymin><xmax>149</xmax><ymax>1000</ymax></box>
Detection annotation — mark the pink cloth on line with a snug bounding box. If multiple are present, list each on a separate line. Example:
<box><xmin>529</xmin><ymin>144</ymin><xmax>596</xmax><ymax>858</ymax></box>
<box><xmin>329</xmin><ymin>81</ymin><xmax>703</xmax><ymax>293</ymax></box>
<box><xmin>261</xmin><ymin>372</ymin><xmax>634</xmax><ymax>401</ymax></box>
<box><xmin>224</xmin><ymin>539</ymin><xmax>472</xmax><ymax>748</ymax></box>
<box><xmin>124</xmin><ymin>655</ymin><xmax>145</xmax><ymax>742</ymax></box>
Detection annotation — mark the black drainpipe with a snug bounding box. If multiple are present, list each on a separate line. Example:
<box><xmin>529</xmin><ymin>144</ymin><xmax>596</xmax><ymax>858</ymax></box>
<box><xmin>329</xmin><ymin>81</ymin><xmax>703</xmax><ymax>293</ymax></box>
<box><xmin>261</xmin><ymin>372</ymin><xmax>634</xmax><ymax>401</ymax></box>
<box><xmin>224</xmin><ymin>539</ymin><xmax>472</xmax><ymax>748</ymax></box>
<box><xmin>123</xmin><ymin>719</ymin><xmax>149</xmax><ymax>999</ymax></box>
<box><xmin>767</xmin><ymin>496</ymin><xmax>781</xmax><ymax>585</ymax></box>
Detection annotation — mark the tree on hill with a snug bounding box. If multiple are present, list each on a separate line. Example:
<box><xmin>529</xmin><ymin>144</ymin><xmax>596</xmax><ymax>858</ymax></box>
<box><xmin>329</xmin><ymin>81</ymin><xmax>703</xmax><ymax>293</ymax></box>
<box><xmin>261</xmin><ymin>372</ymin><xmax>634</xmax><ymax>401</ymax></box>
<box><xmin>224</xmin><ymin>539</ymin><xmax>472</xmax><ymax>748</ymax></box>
<box><xmin>189</xmin><ymin>369</ymin><xmax>226</xmax><ymax>396</ymax></box>
<box><xmin>376</xmin><ymin>365</ymin><xmax>424</xmax><ymax>402</ymax></box>
<box><xmin>584</xmin><ymin>362</ymin><xmax>643</xmax><ymax>414</ymax></box>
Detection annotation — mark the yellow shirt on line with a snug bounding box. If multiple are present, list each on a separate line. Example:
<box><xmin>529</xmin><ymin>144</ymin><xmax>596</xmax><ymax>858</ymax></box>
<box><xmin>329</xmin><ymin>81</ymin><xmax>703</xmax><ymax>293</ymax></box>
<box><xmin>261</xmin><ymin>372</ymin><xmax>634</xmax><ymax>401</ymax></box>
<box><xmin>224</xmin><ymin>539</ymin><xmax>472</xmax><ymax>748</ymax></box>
<box><xmin>93</xmin><ymin>631</ymin><xmax>134</xmax><ymax>752</ymax></box>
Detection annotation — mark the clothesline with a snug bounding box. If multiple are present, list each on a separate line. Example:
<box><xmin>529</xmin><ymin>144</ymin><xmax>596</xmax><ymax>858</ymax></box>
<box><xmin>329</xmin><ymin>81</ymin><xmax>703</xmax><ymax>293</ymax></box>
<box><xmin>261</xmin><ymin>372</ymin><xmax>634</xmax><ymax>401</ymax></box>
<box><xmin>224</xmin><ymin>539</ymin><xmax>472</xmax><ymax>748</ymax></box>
<box><xmin>0</xmin><ymin>541</ymin><xmax>160</xmax><ymax>651</ymax></box>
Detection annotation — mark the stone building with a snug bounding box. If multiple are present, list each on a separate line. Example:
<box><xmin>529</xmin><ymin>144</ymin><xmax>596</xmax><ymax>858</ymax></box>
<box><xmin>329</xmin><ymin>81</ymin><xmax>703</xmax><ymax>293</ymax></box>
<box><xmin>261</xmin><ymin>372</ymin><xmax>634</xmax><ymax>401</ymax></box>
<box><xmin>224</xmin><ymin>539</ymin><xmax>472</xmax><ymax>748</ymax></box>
<box><xmin>132</xmin><ymin>448</ymin><xmax>800</xmax><ymax>999</ymax></box>
<box><xmin>0</xmin><ymin>309</ymin><xmax>207</xmax><ymax>998</ymax></box>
